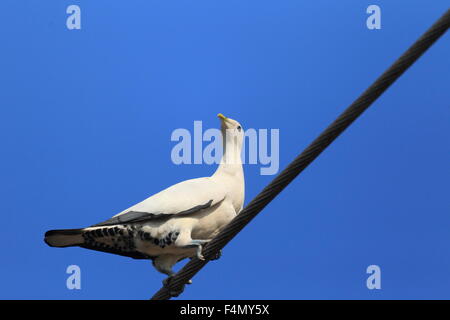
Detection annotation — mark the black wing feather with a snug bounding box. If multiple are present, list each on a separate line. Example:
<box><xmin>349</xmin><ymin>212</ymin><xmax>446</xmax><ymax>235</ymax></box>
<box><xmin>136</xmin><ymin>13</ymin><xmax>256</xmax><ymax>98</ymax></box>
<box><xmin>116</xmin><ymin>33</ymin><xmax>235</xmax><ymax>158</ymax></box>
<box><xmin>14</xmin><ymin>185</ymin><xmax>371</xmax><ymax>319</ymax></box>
<box><xmin>92</xmin><ymin>199</ymin><xmax>214</xmax><ymax>227</ymax></box>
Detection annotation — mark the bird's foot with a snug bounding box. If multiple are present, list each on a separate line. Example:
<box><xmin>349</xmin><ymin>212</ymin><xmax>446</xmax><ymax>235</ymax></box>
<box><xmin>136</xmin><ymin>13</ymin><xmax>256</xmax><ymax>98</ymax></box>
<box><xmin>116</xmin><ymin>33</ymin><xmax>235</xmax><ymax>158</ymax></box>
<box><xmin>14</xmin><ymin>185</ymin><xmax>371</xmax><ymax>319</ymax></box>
<box><xmin>197</xmin><ymin>248</ymin><xmax>205</xmax><ymax>261</ymax></box>
<box><xmin>162</xmin><ymin>276</ymin><xmax>186</xmax><ymax>298</ymax></box>
<box><xmin>209</xmin><ymin>249</ymin><xmax>222</xmax><ymax>261</ymax></box>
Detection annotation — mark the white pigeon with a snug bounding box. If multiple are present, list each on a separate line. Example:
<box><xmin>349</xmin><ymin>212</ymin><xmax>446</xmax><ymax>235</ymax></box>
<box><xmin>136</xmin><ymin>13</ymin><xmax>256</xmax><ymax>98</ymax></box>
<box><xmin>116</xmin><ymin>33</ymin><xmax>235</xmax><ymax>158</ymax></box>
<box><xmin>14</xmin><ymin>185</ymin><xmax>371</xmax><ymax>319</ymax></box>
<box><xmin>45</xmin><ymin>113</ymin><xmax>245</xmax><ymax>283</ymax></box>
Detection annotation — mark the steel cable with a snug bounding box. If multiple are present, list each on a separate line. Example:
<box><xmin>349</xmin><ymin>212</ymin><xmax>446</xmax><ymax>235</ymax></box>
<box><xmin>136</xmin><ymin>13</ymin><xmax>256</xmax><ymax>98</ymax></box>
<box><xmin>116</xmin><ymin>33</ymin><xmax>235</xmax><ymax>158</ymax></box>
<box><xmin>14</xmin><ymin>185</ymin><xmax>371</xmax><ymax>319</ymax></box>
<box><xmin>151</xmin><ymin>9</ymin><xmax>450</xmax><ymax>300</ymax></box>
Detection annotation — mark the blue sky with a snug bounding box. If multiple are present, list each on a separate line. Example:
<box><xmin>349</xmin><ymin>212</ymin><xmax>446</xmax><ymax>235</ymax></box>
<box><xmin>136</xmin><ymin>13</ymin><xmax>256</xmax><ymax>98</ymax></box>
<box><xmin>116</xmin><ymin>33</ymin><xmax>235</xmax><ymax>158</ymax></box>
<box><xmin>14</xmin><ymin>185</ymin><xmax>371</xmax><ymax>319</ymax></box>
<box><xmin>0</xmin><ymin>1</ymin><xmax>448</xmax><ymax>299</ymax></box>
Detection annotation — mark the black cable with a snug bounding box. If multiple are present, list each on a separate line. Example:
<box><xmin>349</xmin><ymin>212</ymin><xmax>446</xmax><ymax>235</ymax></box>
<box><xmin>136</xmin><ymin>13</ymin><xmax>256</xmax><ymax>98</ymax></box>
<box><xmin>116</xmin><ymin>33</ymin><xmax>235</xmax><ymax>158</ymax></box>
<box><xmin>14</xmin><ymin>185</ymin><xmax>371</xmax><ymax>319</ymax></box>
<box><xmin>151</xmin><ymin>9</ymin><xmax>450</xmax><ymax>300</ymax></box>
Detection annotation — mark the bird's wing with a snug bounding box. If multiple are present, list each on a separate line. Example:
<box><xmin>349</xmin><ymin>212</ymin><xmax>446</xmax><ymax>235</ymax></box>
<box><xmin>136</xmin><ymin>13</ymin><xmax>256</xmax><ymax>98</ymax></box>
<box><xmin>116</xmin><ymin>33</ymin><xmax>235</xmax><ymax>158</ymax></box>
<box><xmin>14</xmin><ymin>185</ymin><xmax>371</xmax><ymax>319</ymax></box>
<box><xmin>92</xmin><ymin>177</ymin><xmax>226</xmax><ymax>226</ymax></box>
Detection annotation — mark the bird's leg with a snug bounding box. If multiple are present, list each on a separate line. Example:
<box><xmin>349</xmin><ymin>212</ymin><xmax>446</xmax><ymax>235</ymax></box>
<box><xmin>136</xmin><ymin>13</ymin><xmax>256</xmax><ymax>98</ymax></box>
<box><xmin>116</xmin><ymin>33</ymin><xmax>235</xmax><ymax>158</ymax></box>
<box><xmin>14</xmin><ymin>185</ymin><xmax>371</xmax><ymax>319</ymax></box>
<box><xmin>188</xmin><ymin>249</ymin><xmax>221</xmax><ymax>261</ymax></box>
<box><xmin>181</xmin><ymin>239</ymin><xmax>212</xmax><ymax>260</ymax></box>
<box><xmin>154</xmin><ymin>257</ymin><xmax>190</xmax><ymax>297</ymax></box>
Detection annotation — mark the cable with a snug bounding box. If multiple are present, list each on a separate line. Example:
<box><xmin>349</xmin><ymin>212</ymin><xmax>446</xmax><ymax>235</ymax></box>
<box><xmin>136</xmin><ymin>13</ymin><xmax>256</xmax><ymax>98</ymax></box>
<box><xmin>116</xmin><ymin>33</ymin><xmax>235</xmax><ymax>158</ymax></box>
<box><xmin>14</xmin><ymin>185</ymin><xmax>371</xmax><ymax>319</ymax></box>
<box><xmin>151</xmin><ymin>9</ymin><xmax>450</xmax><ymax>300</ymax></box>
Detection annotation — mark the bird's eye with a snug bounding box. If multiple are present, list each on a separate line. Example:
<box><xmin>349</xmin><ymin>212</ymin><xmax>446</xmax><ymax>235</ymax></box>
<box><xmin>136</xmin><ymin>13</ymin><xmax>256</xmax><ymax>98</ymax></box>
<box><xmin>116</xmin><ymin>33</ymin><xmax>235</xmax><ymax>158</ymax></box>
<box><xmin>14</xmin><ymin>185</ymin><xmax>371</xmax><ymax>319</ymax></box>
<box><xmin>237</xmin><ymin>126</ymin><xmax>242</xmax><ymax>132</ymax></box>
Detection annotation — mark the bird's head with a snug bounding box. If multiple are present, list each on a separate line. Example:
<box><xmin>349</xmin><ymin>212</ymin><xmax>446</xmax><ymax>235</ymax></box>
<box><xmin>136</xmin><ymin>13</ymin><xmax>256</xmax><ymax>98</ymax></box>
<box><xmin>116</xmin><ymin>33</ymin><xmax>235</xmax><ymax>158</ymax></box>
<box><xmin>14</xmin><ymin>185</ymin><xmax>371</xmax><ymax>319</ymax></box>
<box><xmin>217</xmin><ymin>113</ymin><xmax>244</xmax><ymax>159</ymax></box>
<box><xmin>218</xmin><ymin>113</ymin><xmax>243</xmax><ymax>137</ymax></box>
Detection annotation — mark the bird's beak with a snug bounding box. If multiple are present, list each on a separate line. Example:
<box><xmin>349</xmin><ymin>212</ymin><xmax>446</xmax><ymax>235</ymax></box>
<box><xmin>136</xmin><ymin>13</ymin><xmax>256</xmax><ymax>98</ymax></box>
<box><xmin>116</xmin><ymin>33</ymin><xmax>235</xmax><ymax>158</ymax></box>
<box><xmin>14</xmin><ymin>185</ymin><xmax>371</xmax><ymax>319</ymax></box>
<box><xmin>218</xmin><ymin>113</ymin><xmax>233</xmax><ymax>129</ymax></box>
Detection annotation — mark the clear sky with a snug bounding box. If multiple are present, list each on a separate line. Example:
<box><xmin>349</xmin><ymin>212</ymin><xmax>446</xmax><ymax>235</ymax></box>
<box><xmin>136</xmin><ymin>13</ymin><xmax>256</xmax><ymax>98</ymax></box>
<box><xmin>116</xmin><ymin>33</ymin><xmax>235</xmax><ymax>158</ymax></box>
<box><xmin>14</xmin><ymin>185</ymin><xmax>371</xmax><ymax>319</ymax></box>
<box><xmin>0</xmin><ymin>1</ymin><xmax>449</xmax><ymax>299</ymax></box>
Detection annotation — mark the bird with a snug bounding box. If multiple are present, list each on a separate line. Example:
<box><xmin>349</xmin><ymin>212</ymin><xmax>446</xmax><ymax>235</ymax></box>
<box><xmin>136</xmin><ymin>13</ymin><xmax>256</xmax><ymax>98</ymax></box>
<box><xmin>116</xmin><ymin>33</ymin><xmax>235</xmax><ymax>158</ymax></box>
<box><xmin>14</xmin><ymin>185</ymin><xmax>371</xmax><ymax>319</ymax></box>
<box><xmin>44</xmin><ymin>113</ymin><xmax>245</xmax><ymax>293</ymax></box>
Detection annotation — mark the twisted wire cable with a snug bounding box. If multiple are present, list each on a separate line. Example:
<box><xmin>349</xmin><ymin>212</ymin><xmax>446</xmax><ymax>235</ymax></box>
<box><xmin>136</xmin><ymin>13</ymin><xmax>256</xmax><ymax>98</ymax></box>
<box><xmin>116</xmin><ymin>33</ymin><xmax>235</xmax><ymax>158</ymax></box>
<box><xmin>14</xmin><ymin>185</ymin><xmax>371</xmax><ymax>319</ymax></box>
<box><xmin>151</xmin><ymin>9</ymin><xmax>450</xmax><ymax>300</ymax></box>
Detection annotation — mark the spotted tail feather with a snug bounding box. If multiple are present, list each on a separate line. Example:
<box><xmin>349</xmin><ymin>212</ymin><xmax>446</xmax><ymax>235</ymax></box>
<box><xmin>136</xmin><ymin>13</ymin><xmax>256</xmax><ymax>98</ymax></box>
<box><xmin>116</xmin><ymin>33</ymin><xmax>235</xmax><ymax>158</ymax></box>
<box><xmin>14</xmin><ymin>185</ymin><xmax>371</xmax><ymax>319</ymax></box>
<box><xmin>44</xmin><ymin>226</ymin><xmax>150</xmax><ymax>260</ymax></box>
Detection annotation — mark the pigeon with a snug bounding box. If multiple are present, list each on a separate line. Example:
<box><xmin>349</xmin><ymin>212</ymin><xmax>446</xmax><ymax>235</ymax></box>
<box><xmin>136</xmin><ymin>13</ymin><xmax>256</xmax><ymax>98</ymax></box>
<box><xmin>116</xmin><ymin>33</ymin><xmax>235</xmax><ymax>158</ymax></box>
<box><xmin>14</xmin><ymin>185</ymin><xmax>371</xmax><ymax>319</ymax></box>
<box><xmin>44</xmin><ymin>113</ymin><xmax>245</xmax><ymax>288</ymax></box>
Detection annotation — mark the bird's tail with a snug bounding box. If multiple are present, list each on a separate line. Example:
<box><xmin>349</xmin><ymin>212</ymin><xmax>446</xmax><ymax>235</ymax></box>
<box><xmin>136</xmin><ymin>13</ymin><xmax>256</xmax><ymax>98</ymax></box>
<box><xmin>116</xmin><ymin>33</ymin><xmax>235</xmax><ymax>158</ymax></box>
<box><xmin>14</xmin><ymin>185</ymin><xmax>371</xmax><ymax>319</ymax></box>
<box><xmin>44</xmin><ymin>229</ymin><xmax>84</xmax><ymax>247</ymax></box>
